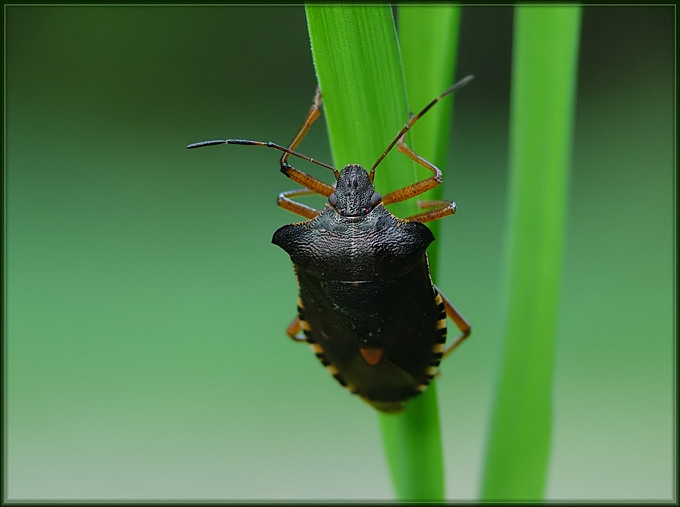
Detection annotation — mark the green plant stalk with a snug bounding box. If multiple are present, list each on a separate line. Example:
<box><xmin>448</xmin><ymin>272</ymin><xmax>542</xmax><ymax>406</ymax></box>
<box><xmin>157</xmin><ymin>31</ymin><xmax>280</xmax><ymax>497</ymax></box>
<box><xmin>306</xmin><ymin>5</ymin><xmax>462</xmax><ymax>501</ymax></box>
<box><xmin>378</xmin><ymin>5</ymin><xmax>463</xmax><ymax>501</ymax></box>
<box><xmin>306</xmin><ymin>5</ymin><xmax>413</xmax><ymax>214</ymax></box>
<box><xmin>398</xmin><ymin>5</ymin><xmax>462</xmax><ymax>270</ymax></box>
<box><xmin>480</xmin><ymin>6</ymin><xmax>581</xmax><ymax>501</ymax></box>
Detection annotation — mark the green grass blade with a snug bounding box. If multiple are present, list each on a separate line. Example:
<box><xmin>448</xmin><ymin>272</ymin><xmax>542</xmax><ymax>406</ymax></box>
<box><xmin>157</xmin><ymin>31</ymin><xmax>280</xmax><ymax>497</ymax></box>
<box><xmin>480</xmin><ymin>6</ymin><xmax>581</xmax><ymax>501</ymax></box>
<box><xmin>306</xmin><ymin>5</ymin><xmax>463</xmax><ymax>501</ymax></box>
<box><xmin>398</xmin><ymin>4</ymin><xmax>462</xmax><ymax>277</ymax></box>
<box><xmin>306</xmin><ymin>5</ymin><xmax>412</xmax><ymax>213</ymax></box>
<box><xmin>378</xmin><ymin>388</ymin><xmax>444</xmax><ymax>500</ymax></box>
<box><xmin>379</xmin><ymin>5</ymin><xmax>464</xmax><ymax>501</ymax></box>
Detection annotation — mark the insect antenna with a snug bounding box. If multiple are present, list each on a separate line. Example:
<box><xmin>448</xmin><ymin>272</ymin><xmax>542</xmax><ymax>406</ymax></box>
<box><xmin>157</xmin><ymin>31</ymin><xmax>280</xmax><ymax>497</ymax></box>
<box><xmin>369</xmin><ymin>74</ymin><xmax>474</xmax><ymax>182</ymax></box>
<box><xmin>187</xmin><ymin>138</ymin><xmax>338</xmax><ymax>178</ymax></box>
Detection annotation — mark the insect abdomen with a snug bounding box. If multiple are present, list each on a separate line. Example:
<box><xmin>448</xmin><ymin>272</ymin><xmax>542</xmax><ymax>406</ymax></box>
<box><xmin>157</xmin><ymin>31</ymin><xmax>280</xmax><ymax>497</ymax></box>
<box><xmin>294</xmin><ymin>258</ymin><xmax>446</xmax><ymax>412</ymax></box>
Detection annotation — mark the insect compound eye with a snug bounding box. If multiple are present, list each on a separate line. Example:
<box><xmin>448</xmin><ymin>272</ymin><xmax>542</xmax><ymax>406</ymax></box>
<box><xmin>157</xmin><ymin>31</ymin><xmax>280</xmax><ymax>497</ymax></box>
<box><xmin>361</xmin><ymin>192</ymin><xmax>383</xmax><ymax>215</ymax></box>
<box><xmin>328</xmin><ymin>193</ymin><xmax>338</xmax><ymax>207</ymax></box>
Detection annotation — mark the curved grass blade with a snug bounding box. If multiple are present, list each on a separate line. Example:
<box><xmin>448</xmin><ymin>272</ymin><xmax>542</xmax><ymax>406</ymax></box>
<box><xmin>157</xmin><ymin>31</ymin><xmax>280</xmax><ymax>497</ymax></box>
<box><xmin>306</xmin><ymin>5</ymin><xmax>447</xmax><ymax>501</ymax></box>
<box><xmin>480</xmin><ymin>6</ymin><xmax>581</xmax><ymax>501</ymax></box>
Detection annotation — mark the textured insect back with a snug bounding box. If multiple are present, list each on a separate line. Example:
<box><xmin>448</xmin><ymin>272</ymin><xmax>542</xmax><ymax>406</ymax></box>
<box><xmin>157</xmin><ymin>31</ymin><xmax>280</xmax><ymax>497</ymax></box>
<box><xmin>272</xmin><ymin>181</ymin><xmax>450</xmax><ymax>412</ymax></box>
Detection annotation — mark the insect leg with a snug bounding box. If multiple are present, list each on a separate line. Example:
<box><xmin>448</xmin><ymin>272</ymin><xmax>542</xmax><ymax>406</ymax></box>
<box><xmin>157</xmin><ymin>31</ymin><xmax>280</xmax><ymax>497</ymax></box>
<box><xmin>286</xmin><ymin>316</ymin><xmax>307</xmax><ymax>343</ymax></box>
<box><xmin>434</xmin><ymin>286</ymin><xmax>471</xmax><ymax>359</ymax></box>
<box><xmin>404</xmin><ymin>199</ymin><xmax>457</xmax><ymax>223</ymax></box>
<box><xmin>369</xmin><ymin>75</ymin><xmax>473</xmax><ymax>178</ymax></box>
<box><xmin>279</xmin><ymin>87</ymin><xmax>337</xmax><ymax>198</ymax></box>
<box><xmin>278</xmin><ymin>188</ymin><xmax>321</xmax><ymax>219</ymax></box>
<box><xmin>381</xmin><ymin>136</ymin><xmax>443</xmax><ymax>206</ymax></box>
<box><xmin>281</xmin><ymin>87</ymin><xmax>322</xmax><ymax>164</ymax></box>
<box><xmin>279</xmin><ymin>161</ymin><xmax>336</xmax><ymax>198</ymax></box>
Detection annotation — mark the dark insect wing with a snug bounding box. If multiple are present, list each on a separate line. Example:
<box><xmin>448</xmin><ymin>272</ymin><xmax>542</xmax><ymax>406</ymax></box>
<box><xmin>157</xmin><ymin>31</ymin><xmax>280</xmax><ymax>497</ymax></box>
<box><xmin>293</xmin><ymin>270</ymin><xmax>447</xmax><ymax>412</ymax></box>
<box><xmin>273</xmin><ymin>204</ymin><xmax>450</xmax><ymax>412</ymax></box>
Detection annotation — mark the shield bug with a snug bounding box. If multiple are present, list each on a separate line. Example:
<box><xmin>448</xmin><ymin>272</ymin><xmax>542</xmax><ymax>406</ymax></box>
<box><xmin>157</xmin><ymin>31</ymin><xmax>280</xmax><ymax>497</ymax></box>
<box><xmin>188</xmin><ymin>76</ymin><xmax>473</xmax><ymax>412</ymax></box>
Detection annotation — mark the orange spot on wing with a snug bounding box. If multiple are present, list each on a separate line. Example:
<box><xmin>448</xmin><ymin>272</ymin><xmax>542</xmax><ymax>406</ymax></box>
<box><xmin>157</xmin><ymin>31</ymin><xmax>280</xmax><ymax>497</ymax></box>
<box><xmin>360</xmin><ymin>347</ymin><xmax>383</xmax><ymax>365</ymax></box>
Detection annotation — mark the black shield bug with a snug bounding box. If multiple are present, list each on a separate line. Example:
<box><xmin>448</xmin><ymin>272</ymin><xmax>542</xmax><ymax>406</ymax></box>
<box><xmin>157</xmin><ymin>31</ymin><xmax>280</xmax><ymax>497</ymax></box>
<box><xmin>188</xmin><ymin>75</ymin><xmax>473</xmax><ymax>412</ymax></box>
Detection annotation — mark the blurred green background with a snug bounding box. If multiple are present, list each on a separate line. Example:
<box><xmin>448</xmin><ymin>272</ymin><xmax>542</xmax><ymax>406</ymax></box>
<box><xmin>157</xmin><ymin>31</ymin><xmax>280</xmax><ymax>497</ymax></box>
<box><xmin>5</xmin><ymin>5</ymin><xmax>673</xmax><ymax>501</ymax></box>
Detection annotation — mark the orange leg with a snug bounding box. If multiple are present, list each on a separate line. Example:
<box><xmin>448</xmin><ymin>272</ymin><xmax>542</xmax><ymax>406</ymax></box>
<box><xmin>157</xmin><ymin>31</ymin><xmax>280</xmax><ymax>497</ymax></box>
<box><xmin>382</xmin><ymin>136</ymin><xmax>443</xmax><ymax>205</ymax></box>
<box><xmin>369</xmin><ymin>75</ymin><xmax>473</xmax><ymax>180</ymax></box>
<box><xmin>381</xmin><ymin>137</ymin><xmax>459</xmax><ymax>224</ymax></box>
<box><xmin>279</xmin><ymin>87</ymin><xmax>336</xmax><ymax>198</ymax></box>
<box><xmin>434</xmin><ymin>286</ymin><xmax>471</xmax><ymax>359</ymax></box>
<box><xmin>405</xmin><ymin>199</ymin><xmax>457</xmax><ymax>224</ymax></box>
<box><xmin>277</xmin><ymin>188</ymin><xmax>321</xmax><ymax>219</ymax></box>
<box><xmin>286</xmin><ymin>316</ymin><xmax>307</xmax><ymax>343</ymax></box>
<box><xmin>280</xmin><ymin>164</ymin><xmax>335</xmax><ymax>198</ymax></box>
<box><xmin>281</xmin><ymin>87</ymin><xmax>322</xmax><ymax>164</ymax></box>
